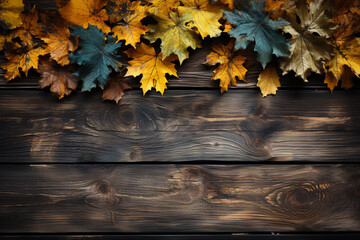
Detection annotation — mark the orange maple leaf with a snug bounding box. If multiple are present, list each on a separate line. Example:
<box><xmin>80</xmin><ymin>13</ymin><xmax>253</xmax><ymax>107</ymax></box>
<box><xmin>203</xmin><ymin>39</ymin><xmax>247</xmax><ymax>93</ymax></box>
<box><xmin>59</xmin><ymin>0</ymin><xmax>110</xmax><ymax>34</ymax></box>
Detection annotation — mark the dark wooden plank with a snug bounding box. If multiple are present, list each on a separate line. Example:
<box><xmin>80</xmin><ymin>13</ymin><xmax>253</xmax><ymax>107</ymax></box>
<box><xmin>1</xmin><ymin>234</ymin><xmax>360</xmax><ymax>240</ymax></box>
<box><xmin>0</xmin><ymin>164</ymin><xmax>359</xmax><ymax>233</ymax></box>
<box><xmin>1</xmin><ymin>89</ymin><xmax>360</xmax><ymax>163</ymax></box>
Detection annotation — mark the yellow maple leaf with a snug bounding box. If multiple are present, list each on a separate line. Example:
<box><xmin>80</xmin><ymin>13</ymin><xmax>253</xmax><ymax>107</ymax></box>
<box><xmin>0</xmin><ymin>0</ymin><xmax>23</xmax><ymax>29</ymax></box>
<box><xmin>40</xmin><ymin>13</ymin><xmax>78</xmax><ymax>66</ymax></box>
<box><xmin>203</xmin><ymin>39</ymin><xmax>247</xmax><ymax>93</ymax></box>
<box><xmin>147</xmin><ymin>0</ymin><xmax>180</xmax><ymax>17</ymax></box>
<box><xmin>325</xmin><ymin>38</ymin><xmax>360</xmax><ymax>92</ymax></box>
<box><xmin>178</xmin><ymin>0</ymin><xmax>223</xmax><ymax>39</ymax></box>
<box><xmin>107</xmin><ymin>0</ymin><xmax>149</xmax><ymax>47</ymax></box>
<box><xmin>1</xmin><ymin>46</ymin><xmax>47</xmax><ymax>81</ymax></box>
<box><xmin>146</xmin><ymin>11</ymin><xmax>201</xmax><ymax>64</ymax></box>
<box><xmin>257</xmin><ymin>65</ymin><xmax>281</xmax><ymax>97</ymax></box>
<box><xmin>324</xmin><ymin>71</ymin><xmax>338</xmax><ymax>93</ymax></box>
<box><xmin>330</xmin><ymin>67</ymin><xmax>355</xmax><ymax>91</ymax></box>
<box><xmin>59</xmin><ymin>0</ymin><xmax>110</xmax><ymax>34</ymax></box>
<box><xmin>125</xmin><ymin>43</ymin><xmax>178</xmax><ymax>95</ymax></box>
<box><xmin>9</xmin><ymin>7</ymin><xmax>43</xmax><ymax>46</ymax></box>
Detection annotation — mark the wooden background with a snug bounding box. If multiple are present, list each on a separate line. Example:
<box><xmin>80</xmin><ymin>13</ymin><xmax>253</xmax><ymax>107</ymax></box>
<box><xmin>0</xmin><ymin>0</ymin><xmax>360</xmax><ymax>239</ymax></box>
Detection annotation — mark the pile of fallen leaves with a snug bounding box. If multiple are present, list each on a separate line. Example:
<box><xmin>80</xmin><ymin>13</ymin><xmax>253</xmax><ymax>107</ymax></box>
<box><xmin>0</xmin><ymin>0</ymin><xmax>359</xmax><ymax>102</ymax></box>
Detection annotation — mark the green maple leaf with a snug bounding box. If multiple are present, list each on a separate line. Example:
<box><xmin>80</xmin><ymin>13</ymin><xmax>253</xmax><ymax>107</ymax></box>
<box><xmin>223</xmin><ymin>0</ymin><xmax>290</xmax><ymax>68</ymax></box>
<box><xmin>69</xmin><ymin>25</ymin><xmax>123</xmax><ymax>91</ymax></box>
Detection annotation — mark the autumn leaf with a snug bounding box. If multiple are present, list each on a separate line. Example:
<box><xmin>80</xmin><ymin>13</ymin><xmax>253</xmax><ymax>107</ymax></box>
<box><xmin>59</xmin><ymin>0</ymin><xmax>110</xmax><ymax>34</ymax></box>
<box><xmin>102</xmin><ymin>73</ymin><xmax>131</xmax><ymax>103</ymax></box>
<box><xmin>340</xmin><ymin>66</ymin><xmax>354</xmax><ymax>90</ymax></box>
<box><xmin>324</xmin><ymin>38</ymin><xmax>360</xmax><ymax>92</ymax></box>
<box><xmin>69</xmin><ymin>25</ymin><xmax>123</xmax><ymax>91</ymax></box>
<box><xmin>0</xmin><ymin>0</ymin><xmax>23</xmax><ymax>29</ymax></box>
<box><xmin>0</xmin><ymin>35</ymin><xmax>5</xmax><ymax>50</ymax></box>
<box><xmin>264</xmin><ymin>0</ymin><xmax>295</xmax><ymax>20</ymax></box>
<box><xmin>257</xmin><ymin>65</ymin><xmax>280</xmax><ymax>97</ymax></box>
<box><xmin>146</xmin><ymin>11</ymin><xmax>201</xmax><ymax>64</ymax></box>
<box><xmin>331</xmin><ymin>2</ymin><xmax>360</xmax><ymax>46</ymax></box>
<box><xmin>9</xmin><ymin>7</ymin><xmax>42</xmax><ymax>46</ymax></box>
<box><xmin>220</xmin><ymin>0</ymin><xmax>235</xmax><ymax>9</ymax></box>
<box><xmin>40</xmin><ymin>13</ymin><xmax>78</xmax><ymax>66</ymax></box>
<box><xmin>55</xmin><ymin>0</ymin><xmax>70</xmax><ymax>8</ymax></box>
<box><xmin>38</xmin><ymin>58</ymin><xmax>79</xmax><ymax>99</ymax></box>
<box><xmin>1</xmin><ymin>44</ymin><xmax>47</xmax><ymax>81</ymax></box>
<box><xmin>324</xmin><ymin>71</ymin><xmax>337</xmax><ymax>93</ymax></box>
<box><xmin>280</xmin><ymin>0</ymin><xmax>336</xmax><ymax>81</ymax></box>
<box><xmin>147</xmin><ymin>0</ymin><xmax>180</xmax><ymax>17</ymax></box>
<box><xmin>107</xmin><ymin>0</ymin><xmax>148</xmax><ymax>48</ymax></box>
<box><xmin>223</xmin><ymin>0</ymin><xmax>290</xmax><ymax>68</ymax></box>
<box><xmin>335</xmin><ymin>0</ymin><xmax>360</xmax><ymax>19</ymax></box>
<box><xmin>322</xmin><ymin>1</ymin><xmax>360</xmax><ymax>92</ymax></box>
<box><xmin>211</xmin><ymin>0</ymin><xmax>235</xmax><ymax>10</ymax></box>
<box><xmin>125</xmin><ymin>43</ymin><xmax>178</xmax><ymax>95</ymax></box>
<box><xmin>178</xmin><ymin>0</ymin><xmax>223</xmax><ymax>39</ymax></box>
<box><xmin>203</xmin><ymin>39</ymin><xmax>247</xmax><ymax>93</ymax></box>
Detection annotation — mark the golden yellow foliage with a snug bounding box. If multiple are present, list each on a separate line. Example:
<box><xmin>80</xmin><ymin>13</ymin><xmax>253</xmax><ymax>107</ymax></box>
<box><xmin>147</xmin><ymin>0</ymin><xmax>180</xmax><ymax>17</ymax></box>
<box><xmin>203</xmin><ymin>40</ymin><xmax>247</xmax><ymax>93</ymax></box>
<box><xmin>1</xmin><ymin>45</ymin><xmax>47</xmax><ymax>81</ymax></box>
<box><xmin>125</xmin><ymin>43</ymin><xmax>178</xmax><ymax>95</ymax></box>
<box><xmin>10</xmin><ymin>7</ymin><xmax>42</xmax><ymax>46</ymax></box>
<box><xmin>107</xmin><ymin>0</ymin><xmax>148</xmax><ymax>47</ymax></box>
<box><xmin>0</xmin><ymin>0</ymin><xmax>23</xmax><ymax>29</ymax></box>
<box><xmin>59</xmin><ymin>0</ymin><xmax>110</xmax><ymax>33</ymax></box>
<box><xmin>257</xmin><ymin>66</ymin><xmax>281</xmax><ymax>97</ymax></box>
<box><xmin>178</xmin><ymin>0</ymin><xmax>223</xmax><ymax>39</ymax></box>
<box><xmin>146</xmin><ymin>11</ymin><xmax>201</xmax><ymax>64</ymax></box>
<box><xmin>41</xmin><ymin>13</ymin><xmax>78</xmax><ymax>66</ymax></box>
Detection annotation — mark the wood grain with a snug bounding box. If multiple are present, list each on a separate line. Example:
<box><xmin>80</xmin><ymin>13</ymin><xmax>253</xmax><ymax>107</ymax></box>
<box><xmin>1</xmin><ymin>234</ymin><xmax>360</xmax><ymax>240</ymax></box>
<box><xmin>1</xmin><ymin>90</ymin><xmax>360</xmax><ymax>163</ymax></box>
<box><xmin>0</xmin><ymin>164</ymin><xmax>359</xmax><ymax>233</ymax></box>
<box><xmin>0</xmin><ymin>164</ymin><xmax>360</xmax><ymax>233</ymax></box>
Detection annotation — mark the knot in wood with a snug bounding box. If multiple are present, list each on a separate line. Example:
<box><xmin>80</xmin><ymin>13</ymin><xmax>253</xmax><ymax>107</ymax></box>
<box><xmin>266</xmin><ymin>182</ymin><xmax>330</xmax><ymax>220</ymax></box>
<box><xmin>96</xmin><ymin>181</ymin><xmax>111</xmax><ymax>194</ymax></box>
<box><xmin>120</xmin><ymin>109</ymin><xmax>135</xmax><ymax>124</ymax></box>
<box><xmin>84</xmin><ymin>181</ymin><xmax>119</xmax><ymax>208</ymax></box>
<box><xmin>182</xmin><ymin>168</ymin><xmax>203</xmax><ymax>182</ymax></box>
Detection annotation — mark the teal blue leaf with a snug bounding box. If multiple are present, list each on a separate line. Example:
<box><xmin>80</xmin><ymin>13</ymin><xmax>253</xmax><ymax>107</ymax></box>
<box><xmin>69</xmin><ymin>25</ymin><xmax>123</xmax><ymax>91</ymax></box>
<box><xmin>223</xmin><ymin>0</ymin><xmax>290</xmax><ymax>68</ymax></box>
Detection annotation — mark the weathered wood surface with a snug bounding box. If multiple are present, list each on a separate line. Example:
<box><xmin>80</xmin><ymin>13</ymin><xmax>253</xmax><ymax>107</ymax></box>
<box><xmin>1</xmin><ymin>234</ymin><xmax>360</xmax><ymax>240</ymax></box>
<box><xmin>1</xmin><ymin>0</ymin><xmax>359</xmax><ymax>237</ymax></box>
<box><xmin>1</xmin><ymin>90</ymin><xmax>360</xmax><ymax>163</ymax></box>
<box><xmin>0</xmin><ymin>164</ymin><xmax>359</xmax><ymax>233</ymax></box>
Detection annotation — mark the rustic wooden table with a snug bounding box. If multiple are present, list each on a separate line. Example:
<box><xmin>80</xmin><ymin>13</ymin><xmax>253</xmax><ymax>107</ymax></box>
<box><xmin>0</xmin><ymin>1</ymin><xmax>359</xmax><ymax>239</ymax></box>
